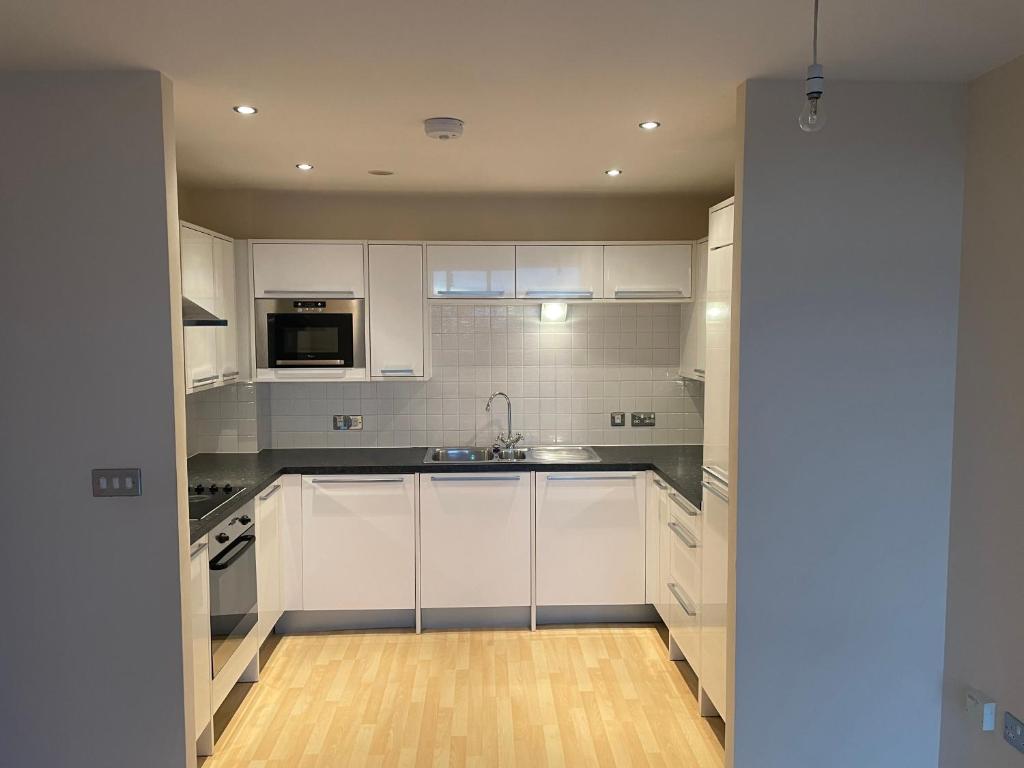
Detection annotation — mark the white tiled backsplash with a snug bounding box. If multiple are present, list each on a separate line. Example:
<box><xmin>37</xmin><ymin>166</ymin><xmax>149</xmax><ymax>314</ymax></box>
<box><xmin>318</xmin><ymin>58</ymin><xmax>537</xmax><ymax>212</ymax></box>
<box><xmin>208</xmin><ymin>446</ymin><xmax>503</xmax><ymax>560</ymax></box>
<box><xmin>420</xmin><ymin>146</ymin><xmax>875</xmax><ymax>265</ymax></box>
<box><xmin>264</xmin><ymin>303</ymin><xmax>703</xmax><ymax>449</ymax></box>
<box><xmin>186</xmin><ymin>382</ymin><xmax>260</xmax><ymax>456</ymax></box>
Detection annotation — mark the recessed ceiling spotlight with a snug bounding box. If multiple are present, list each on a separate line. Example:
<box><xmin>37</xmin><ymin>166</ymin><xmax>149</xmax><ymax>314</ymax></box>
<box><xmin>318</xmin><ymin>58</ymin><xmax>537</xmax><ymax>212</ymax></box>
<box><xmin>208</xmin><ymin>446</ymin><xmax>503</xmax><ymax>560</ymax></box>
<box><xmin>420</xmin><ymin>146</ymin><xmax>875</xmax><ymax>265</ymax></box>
<box><xmin>605</xmin><ymin>168</ymin><xmax>623</xmax><ymax>177</ymax></box>
<box><xmin>639</xmin><ymin>120</ymin><xmax>661</xmax><ymax>130</ymax></box>
<box><xmin>295</xmin><ymin>163</ymin><xmax>314</xmax><ymax>171</ymax></box>
<box><xmin>368</xmin><ymin>169</ymin><xmax>395</xmax><ymax>176</ymax></box>
<box><xmin>232</xmin><ymin>105</ymin><xmax>258</xmax><ymax>115</ymax></box>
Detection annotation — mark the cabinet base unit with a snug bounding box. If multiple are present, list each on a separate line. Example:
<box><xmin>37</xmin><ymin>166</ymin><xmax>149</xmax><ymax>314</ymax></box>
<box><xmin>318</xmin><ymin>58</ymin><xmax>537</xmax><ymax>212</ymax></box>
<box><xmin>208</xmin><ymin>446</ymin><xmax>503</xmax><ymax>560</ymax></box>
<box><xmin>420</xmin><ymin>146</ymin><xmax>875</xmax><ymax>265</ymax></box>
<box><xmin>277</xmin><ymin>609</ymin><xmax>416</xmax><ymax>634</ymax></box>
<box><xmin>301</xmin><ymin>475</ymin><xmax>416</xmax><ymax>611</ymax></box>
<box><xmin>419</xmin><ymin>473</ymin><xmax>531</xmax><ymax>611</ymax></box>
<box><xmin>535</xmin><ymin>472</ymin><xmax>646</xmax><ymax>607</ymax></box>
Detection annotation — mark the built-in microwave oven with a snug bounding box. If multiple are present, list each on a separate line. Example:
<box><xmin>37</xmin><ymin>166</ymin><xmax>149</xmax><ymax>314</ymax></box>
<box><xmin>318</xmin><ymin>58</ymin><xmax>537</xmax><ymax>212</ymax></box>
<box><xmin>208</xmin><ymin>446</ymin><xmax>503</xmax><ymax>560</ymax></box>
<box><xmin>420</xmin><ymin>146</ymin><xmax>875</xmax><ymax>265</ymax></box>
<box><xmin>255</xmin><ymin>298</ymin><xmax>366</xmax><ymax>370</ymax></box>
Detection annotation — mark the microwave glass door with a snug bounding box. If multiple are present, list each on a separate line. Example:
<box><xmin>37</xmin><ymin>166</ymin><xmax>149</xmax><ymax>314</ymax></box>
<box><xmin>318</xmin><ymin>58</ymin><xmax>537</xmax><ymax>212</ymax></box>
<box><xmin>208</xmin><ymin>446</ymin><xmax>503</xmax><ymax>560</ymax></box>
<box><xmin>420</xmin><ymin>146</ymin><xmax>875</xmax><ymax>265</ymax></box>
<box><xmin>269</xmin><ymin>312</ymin><xmax>354</xmax><ymax>367</ymax></box>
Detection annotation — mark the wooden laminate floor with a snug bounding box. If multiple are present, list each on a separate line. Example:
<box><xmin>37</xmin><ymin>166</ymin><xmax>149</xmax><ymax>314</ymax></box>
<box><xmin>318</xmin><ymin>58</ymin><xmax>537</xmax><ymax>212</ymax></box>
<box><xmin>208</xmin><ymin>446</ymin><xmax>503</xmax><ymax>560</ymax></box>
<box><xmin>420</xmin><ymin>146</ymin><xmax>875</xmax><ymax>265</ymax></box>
<box><xmin>201</xmin><ymin>626</ymin><xmax>725</xmax><ymax>768</ymax></box>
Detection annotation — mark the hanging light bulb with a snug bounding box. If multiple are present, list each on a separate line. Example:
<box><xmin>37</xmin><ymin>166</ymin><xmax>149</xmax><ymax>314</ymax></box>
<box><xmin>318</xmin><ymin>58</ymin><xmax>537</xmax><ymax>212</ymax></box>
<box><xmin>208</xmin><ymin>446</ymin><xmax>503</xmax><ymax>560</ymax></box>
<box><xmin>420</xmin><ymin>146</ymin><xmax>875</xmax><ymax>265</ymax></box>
<box><xmin>798</xmin><ymin>0</ymin><xmax>827</xmax><ymax>133</ymax></box>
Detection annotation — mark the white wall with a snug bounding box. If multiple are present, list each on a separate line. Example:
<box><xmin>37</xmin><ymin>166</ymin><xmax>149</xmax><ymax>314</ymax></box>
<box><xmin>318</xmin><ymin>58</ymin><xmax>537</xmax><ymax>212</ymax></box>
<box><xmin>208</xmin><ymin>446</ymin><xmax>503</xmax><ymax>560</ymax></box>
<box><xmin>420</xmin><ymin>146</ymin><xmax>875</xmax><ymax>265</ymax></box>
<box><xmin>940</xmin><ymin>54</ymin><xmax>1024</xmax><ymax>768</ymax></box>
<box><xmin>730</xmin><ymin>80</ymin><xmax>965</xmax><ymax>767</ymax></box>
<box><xmin>0</xmin><ymin>72</ymin><xmax>192</xmax><ymax>767</ymax></box>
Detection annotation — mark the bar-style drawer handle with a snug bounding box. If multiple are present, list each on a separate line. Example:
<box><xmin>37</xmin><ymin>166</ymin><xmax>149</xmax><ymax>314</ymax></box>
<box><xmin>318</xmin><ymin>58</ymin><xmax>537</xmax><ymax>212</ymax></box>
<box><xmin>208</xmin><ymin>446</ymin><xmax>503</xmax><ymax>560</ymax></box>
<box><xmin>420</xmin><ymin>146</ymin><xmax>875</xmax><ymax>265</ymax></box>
<box><xmin>434</xmin><ymin>289</ymin><xmax>506</xmax><ymax>297</ymax></box>
<box><xmin>667</xmin><ymin>582</ymin><xmax>697</xmax><ymax>617</ymax></box>
<box><xmin>701</xmin><ymin>480</ymin><xmax>728</xmax><ymax>503</ymax></box>
<box><xmin>653</xmin><ymin>477</ymin><xmax>668</xmax><ymax>490</ymax></box>
<box><xmin>311</xmin><ymin>477</ymin><xmax>406</xmax><ymax>484</ymax></box>
<box><xmin>701</xmin><ymin>465</ymin><xmax>728</xmax><ymax>484</ymax></box>
<box><xmin>380</xmin><ymin>368</ymin><xmax>415</xmax><ymax>376</ymax></box>
<box><xmin>668</xmin><ymin>492</ymin><xmax>700</xmax><ymax>517</ymax></box>
<box><xmin>190</xmin><ymin>542</ymin><xmax>208</xmax><ymax>557</ymax></box>
<box><xmin>192</xmin><ymin>374</ymin><xmax>219</xmax><ymax>385</ymax></box>
<box><xmin>429</xmin><ymin>475</ymin><xmax>521</xmax><ymax>482</ymax></box>
<box><xmin>693</xmin><ymin>368</ymin><xmax>705</xmax><ymax>374</ymax></box>
<box><xmin>263</xmin><ymin>289</ymin><xmax>356</xmax><ymax>296</ymax></box>
<box><xmin>259</xmin><ymin>484</ymin><xmax>282</xmax><ymax>501</ymax></box>
<box><xmin>523</xmin><ymin>290</ymin><xmax>594</xmax><ymax>298</ymax></box>
<box><xmin>221</xmin><ymin>371</ymin><xmax>240</xmax><ymax>380</ymax></box>
<box><xmin>667</xmin><ymin>520</ymin><xmax>698</xmax><ymax>548</ymax></box>
<box><xmin>613</xmin><ymin>289</ymin><xmax>684</xmax><ymax>298</ymax></box>
<box><xmin>545</xmin><ymin>473</ymin><xmax>638</xmax><ymax>481</ymax></box>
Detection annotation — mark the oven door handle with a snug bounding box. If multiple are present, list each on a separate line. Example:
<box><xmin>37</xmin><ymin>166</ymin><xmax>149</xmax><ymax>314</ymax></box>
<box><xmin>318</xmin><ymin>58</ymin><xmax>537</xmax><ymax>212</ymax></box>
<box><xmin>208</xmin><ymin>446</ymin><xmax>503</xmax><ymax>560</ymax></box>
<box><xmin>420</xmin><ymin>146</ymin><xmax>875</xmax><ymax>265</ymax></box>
<box><xmin>209</xmin><ymin>534</ymin><xmax>256</xmax><ymax>571</ymax></box>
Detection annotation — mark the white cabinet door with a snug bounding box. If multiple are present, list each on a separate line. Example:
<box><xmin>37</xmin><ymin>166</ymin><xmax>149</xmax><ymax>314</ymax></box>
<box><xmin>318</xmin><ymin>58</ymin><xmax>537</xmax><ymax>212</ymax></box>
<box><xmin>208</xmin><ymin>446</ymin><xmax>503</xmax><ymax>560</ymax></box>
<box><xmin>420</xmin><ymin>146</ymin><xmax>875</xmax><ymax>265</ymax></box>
<box><xmin>700</xmin><ymin>474</ymin><xmax>728</xmax><ymax>719</ymax></box>
<box><xmin>426</xmin><ymin>244</ymin><xmax>516</xmax><ymax>299</ymax></box>
<box><xmin>256</xmin><ymin>481</ymin><xmax>283</xmax><ymax>644</ymax></box>
<box><xmin>708</xmin><ymin>199</ymin><xmax>734</xmax><ymax>250</ymax></box>
<box><xmin>213</xmin><ymin>236</ymin><xmax>240</xmax><ymax>381</ymax></box>
<box><xmin>301</xmin><ymin>475</ymin><xmax>416</xmax><ymax>610</ymax></box>
<box><xmin>515</xmin><ymin>245</ymin><xmax>604</xmax><ymax>299</ymax></box>
<box><xmin>279</xmin><ymin>475</ymin><xmax>304</xmax><ymax>611</ymax></box>
<box><xmin>252</xmin><ymin>242</ymin><xmax>365</xmax><ymax>298</ymax></box>
<box><xmin>679</xmin><ymin>239</ymin><xmax>708</xmax><ymax>381</ymax></box>
<box><xmin>189</xmin><ymin>539</ymin><xmax>212</xmax><ymax>736</ymax></box>
<box><xmin>181</xmin><ymin>224</ymin><xmax>217</xmax><ymax>311</ymax></box>
<box><xmin>368</xmin><ymin>244</ymin><xmax>424</xmax><ymax>377</ymax></box>
<box><xmin>645</xmin><ymin>472</ymin><xmax>662</xmax><ymax>604</ymax></box>
<box><xmin>419</xmin><ymin>473</ymin><xmax>531</xmax><ymax>608</ymax></box>
<box><xmin>703</xmin><ymin>243</ymin><xmax>733</xmax><ymax>474</ymax></box>
<box><xmin>603</xmin><ymin>244</ymin><xmax>692</xmax><ymax>299</ymax></box>
<box><xmin>535</xmin><ymin>472</ymin><xmax>646</xmax><ymax>606</ymax></box>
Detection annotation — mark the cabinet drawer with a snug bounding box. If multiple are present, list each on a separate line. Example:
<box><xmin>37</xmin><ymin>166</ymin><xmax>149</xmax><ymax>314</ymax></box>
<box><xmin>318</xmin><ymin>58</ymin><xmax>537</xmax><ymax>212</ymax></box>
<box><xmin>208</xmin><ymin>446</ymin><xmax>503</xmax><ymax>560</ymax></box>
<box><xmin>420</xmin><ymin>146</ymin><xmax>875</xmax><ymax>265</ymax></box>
<box><xmin>667</xmin><ymin>584</ymin><xmax>700</xmax><ymax>673</ymax></box>
<box><xmin>668</xmin><ymin>513</ymin><xmax>701</xmax><ymax>602</ymax></box>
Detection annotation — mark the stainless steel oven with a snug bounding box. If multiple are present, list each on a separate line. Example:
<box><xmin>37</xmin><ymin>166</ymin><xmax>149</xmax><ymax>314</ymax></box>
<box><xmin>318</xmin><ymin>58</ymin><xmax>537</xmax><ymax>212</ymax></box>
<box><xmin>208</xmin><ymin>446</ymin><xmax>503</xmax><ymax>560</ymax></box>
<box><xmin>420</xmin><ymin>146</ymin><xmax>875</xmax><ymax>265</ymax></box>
<box><xmin>208</xmin><ymin>509</ymin><xmax>257</xmax><ymax>679</ymax></box>
<box><xmin>255</xmin><ymin>298</ymin><xmax>366</xmax><ymax>370</ymax></box>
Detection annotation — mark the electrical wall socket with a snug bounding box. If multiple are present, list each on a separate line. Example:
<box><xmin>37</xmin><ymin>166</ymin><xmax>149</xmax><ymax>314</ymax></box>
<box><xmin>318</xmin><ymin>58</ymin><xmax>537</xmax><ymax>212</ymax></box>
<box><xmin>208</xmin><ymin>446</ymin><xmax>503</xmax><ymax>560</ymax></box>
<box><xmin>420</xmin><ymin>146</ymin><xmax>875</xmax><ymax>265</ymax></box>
<box><xmin>91</xmin><ymin>468</ymin><xmax>142</xmax><ymax>497</ymax></box>
<box><xmin>631</xmin><ymin>412</ymin><xmax>656</xmax><ymax>427</ymax></box>
<box><xmin>333</xmin><ymin>415</ymin><xmax>363</xmax><ymax>431</ymax></box>
<box><xmin>1005</xmin><ymin>711</ymin><xmax>1024</xmax><ymax>754</ymax></box>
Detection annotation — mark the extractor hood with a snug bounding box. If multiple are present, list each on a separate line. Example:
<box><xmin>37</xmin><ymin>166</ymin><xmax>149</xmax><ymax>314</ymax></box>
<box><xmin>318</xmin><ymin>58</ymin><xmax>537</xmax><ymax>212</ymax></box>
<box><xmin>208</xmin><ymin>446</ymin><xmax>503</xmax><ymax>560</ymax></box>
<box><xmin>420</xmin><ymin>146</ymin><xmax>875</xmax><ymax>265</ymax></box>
<box><xmin>182</xmin><ymin>297</ymin><xmax>228</xmax><ymax>327</ymax></box>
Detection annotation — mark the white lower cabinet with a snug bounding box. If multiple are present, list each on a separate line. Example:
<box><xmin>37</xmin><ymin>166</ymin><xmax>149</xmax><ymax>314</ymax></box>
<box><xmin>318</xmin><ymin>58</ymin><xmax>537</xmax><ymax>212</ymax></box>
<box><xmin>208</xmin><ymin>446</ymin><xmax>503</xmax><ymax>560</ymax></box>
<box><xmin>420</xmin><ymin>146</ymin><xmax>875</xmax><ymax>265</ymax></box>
<box><xmin>666</xmin><ymin>491</ymin><xmax>702</xmax><ymax>673</ymax></box>
<box><xmin>535</xmin><ymin>472</ymin><xmax>646</xmax><ymax>606</ymax></box>
<box><xmin>700</xmin><ymin>473</ymin><xmax>729</xmax><ymax>719</ymax></box>
<box><xmin>419</xmin><ymin>473</ymin><xmax>531</xmax><ymax>608</ymax></box>
<box><xmin>189</xmin><ymin>538</ymin><xmax>212</xmax><ymax>745</ymax></box>
<box><xmin>256</xmin><ymin>481</ymin><xmax>284</xmax><ymax>644</ymax></box>
<box><xmin>301</xmin><ymin>475</ymin><xmax>416</xmax><ymax>610</ymax></box>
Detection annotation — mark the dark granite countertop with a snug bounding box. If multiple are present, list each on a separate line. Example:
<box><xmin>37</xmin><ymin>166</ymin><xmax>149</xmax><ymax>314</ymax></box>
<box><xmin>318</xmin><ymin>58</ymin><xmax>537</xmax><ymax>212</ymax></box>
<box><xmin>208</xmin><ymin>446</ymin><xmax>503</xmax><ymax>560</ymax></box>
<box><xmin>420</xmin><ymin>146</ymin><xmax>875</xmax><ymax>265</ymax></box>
<box><xmin>188</xmin><ymin>445</ymin><xmax>703</xmax><ymax>544</ymax></box>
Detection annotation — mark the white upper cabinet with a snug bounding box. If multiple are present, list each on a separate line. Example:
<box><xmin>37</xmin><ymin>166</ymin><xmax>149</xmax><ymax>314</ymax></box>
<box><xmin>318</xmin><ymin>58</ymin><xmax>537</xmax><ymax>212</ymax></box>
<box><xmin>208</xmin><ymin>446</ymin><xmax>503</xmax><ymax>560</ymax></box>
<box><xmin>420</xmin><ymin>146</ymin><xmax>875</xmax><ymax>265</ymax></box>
<box><xmin>181</xmin><ymin>224</ymin><xmax>217</xmax><ymax>312</ymax></box>
<box><xmin>426</xmin><ymin>244</ymin><xmax>516</xmax><ymax>299</ymax></box>
<box><xmin>252</xmin><ymin>242</ymin><xmax>365</xmax><ymax>298</ymax></box>
<box><xmin>419</xmin><ymin>473</ymin><xmax>531</xmax><ymax>609</ymax></box>
<box><xmin>301</xmin><ymin>475</ymin><xmax>416</xmax><ymax>611</ymax></box>
<box><xmin>535</xmin><ymin>471</ymin><xmax>646</xmax><ymax>606</ymax></box>
<box><xmin>368</xmin><ymin>244</ymin><xmax>424</xmax><ymax>378</ymax></box>
<box><xmin>708</xmin><ymin>198</ymin><xmax>735</xmax><ymax>250</ymax></box>
<box><xmin>703</xmin><ymin>241</ymin><xmax>733</xmax><ymax>474</ymax></box>
<box><xmin>603</xmin><ymin>244</ymin><xmax>692</xmax><ymax>299</ymax></box>
<box><xmin>213</xmin><ymin>236</ymin><xmax>239</xmax><ymax>381</ymax></box>
<box><xmin>515</xmin><ymin>244</ymin><xmax>604</xmax><ymax>299</ymax></box>
<box><xmin>679</xmin><ymin>239</ymin><xmax>708</xmax><ymax>381</ymax></box>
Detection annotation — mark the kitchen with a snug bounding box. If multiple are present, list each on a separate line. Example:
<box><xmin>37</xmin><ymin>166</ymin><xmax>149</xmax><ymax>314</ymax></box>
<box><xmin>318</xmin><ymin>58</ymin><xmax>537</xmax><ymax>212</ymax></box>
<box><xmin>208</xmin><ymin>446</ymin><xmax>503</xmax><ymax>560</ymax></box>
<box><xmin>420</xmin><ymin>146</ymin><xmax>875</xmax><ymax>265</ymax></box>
<box><xmin>3</xmin><ymin>3</ymin><xmax>1022</xmax><ymax>768</ymax></box>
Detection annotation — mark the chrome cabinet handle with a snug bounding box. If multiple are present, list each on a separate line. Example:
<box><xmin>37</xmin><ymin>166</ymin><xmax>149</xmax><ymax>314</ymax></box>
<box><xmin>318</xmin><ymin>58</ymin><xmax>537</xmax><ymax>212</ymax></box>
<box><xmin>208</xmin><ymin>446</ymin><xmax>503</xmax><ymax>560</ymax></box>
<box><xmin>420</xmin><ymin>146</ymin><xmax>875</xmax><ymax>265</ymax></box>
<box><xmin>263</xmin><ymin>289</ymin><xmax>356</xmax><ymax>296</ymax></box>
<box><xmin>653</xmin><ymin>477</ymin><xmax>668</xmax><ymax>490</ymax></box>
<box><xmin>523</xmin><ymin>290</ymin><xmax>594</xmax><ymax>298</ymax></box>
<box><xmin>701</xmin><ymin>480</ymin><xmax>728</xmax><ymax>503</ymax></box>
<box><xmin>191</xmin><ymin>374</ymin><xmax>219</xmax><ymax>385</ymax></box>
<box><xmin>667</xmin><ymin>582</ymin><xmax>697</xmax><ymax>616</ymax></box>
<box><xmin>189</xmin><ymin>542</ymin><xmax>208</xmax><ymax>557</ymax></box>
<box><xmin>667</xmin><ymin>520</ymin><xmax>698</xmax><ymax>548</ymax></box>
<box><xmin>545</xmin><ymin>473</ymin><xmax>638</xmax><ymax>481</ymax></box>
<box><xmin>311</xmin><ymin>477</ymin><xmax>405</xmax><ymax>484</ymax></box>
<box><xmin>668</xmin><ymin>492</ymin><xmax>700</xmax><ymax>517</ymax></box>
<box><xmin>429</xmin><ymin>475</ymin><xmax>521</xmax><ymax>482</ymax></box>
<box><xmin>434</xmin><ymin>289</ymin><xmax>506</xmax><ymax>297</ymax></box>
<box><xmin>613</xmin><ymin>289</ymin><xmax>684</xmax><ymax>298</ymax></box>
<box><xmin>701</xmin><ymin>465</ymin><xmax>728</xmax><ymax>485</ymax></box>
<box><xmin>693</xmin><ymin>368</ymin><xmax>705</xmax><ymax>374</ymax></box>
<box><xmin>259</xmin><ymin>484</ymin><xmax>282</xmax><ymax>501</ymax></box>
<box><xmin>221</xmin><ymin>371</ymin><xmax>240</xmax><ymax>380</ymax></box>
<box><xmin>380</xmin><ymin>368</ymin><xmax>415</xmax><ymax>376</ymax></box>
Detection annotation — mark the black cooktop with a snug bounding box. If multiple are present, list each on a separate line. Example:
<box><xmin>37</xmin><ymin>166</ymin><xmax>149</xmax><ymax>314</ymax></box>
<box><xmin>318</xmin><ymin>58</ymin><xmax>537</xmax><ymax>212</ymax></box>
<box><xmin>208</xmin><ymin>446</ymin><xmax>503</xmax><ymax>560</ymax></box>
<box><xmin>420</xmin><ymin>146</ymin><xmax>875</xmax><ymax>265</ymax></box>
<box><xmin>187</xmin><ymin>484</ymin><xmax>246</xmax><ymax>521</ymax></box>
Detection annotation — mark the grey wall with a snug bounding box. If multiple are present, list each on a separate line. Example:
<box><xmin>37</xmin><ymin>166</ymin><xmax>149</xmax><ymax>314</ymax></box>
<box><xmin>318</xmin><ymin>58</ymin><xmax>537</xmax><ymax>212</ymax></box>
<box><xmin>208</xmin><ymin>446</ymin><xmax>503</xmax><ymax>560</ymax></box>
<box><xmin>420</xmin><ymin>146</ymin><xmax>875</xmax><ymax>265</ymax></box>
<box><xmin>940</xmin><ymin>54</ymin><xmax>1024</xmax><ymax>768</ymax></box>
<box><xmin>730</xmin><ymin>80</ymin><xmax>965</xmax><ymax>767</ymax></box>
<box><xmin>178</xmin><ymin>186</ymin><xmax>721</xmax><ymax>242</ymax></box>
<box><xmin>0</xmin><ymin>72</ymin><xmax>191</xmax><ymax>767</ymax></box>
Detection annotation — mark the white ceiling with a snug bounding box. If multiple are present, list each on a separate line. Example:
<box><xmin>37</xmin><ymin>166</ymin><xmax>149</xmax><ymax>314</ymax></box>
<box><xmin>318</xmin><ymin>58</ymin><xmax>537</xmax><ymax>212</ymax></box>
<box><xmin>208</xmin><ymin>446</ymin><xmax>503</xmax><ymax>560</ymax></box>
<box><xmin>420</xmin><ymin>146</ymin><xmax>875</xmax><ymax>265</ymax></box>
<box><xmin>2</xmin><ymin>0</ymin><xmax>1022</xmax><ymax>194</ymax></box>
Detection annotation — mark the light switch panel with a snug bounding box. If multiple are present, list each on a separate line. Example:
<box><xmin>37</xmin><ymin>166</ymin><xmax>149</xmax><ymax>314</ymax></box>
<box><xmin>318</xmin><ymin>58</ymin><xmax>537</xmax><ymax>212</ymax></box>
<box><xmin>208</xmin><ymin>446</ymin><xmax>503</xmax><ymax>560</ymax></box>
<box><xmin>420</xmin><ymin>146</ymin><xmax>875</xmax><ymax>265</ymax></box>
<box><xmin>610</xmin><ymin>412</ymin><xmax>625</xmax><ymax>427</ymax></box>
<box><xmin>1005</xmin><ymin>711</ymin><xmax>1024</xmax><ymax>754</ymax></box>
<box><xmin>92</xmin><ymin>468</ymin><xmax>142</xmax><ymax>497</ymax></box>
<box><xmin>631</xmin><ymin>412</ymin><xmax>656</xmax><ymax>427</ymax></box>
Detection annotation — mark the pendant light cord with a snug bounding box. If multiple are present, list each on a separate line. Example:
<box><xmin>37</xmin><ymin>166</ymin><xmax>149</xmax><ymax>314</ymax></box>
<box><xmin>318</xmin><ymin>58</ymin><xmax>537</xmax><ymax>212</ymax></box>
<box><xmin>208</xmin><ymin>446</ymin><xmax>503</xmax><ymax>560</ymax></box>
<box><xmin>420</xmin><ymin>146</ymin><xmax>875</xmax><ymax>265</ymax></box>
<box><xmin>812</xmin><ymin>0</ymin><xmax>820</xmax><ymax>65</ymax></box>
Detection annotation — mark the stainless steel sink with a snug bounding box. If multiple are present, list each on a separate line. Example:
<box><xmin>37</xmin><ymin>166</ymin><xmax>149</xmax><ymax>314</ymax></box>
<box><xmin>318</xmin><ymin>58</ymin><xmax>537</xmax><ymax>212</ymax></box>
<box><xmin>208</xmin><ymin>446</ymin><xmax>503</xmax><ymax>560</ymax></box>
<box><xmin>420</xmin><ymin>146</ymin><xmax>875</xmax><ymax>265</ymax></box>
<box><xmin>423</xmin><ymin>446</ymin><xmax>600</xmax><ymax>464</ymax></box>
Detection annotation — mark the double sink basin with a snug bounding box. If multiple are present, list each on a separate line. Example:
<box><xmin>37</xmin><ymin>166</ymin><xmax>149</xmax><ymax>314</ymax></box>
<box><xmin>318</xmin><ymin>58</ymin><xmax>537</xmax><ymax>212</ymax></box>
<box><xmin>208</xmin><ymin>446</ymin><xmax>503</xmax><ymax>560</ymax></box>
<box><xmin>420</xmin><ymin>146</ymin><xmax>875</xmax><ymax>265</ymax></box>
<box><xmin>425</xmin><ymin>445</ymin><xmax>601</xmax><ymax>464</ymax></box>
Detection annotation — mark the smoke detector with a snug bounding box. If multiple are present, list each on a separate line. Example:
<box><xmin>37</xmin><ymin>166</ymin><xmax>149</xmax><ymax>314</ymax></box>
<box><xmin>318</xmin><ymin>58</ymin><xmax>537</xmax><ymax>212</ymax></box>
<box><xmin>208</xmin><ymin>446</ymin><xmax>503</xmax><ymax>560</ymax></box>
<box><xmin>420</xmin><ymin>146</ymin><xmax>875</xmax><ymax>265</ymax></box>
<box><xmin>424</xmin><ymin>117</ymin><xmax>464</xmax><ymax>140</ymax></box>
